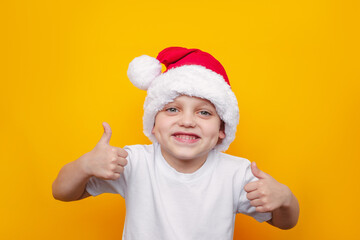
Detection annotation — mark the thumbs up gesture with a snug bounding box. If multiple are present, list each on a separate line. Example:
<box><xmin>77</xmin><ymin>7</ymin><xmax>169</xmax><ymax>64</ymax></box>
<box><xmin>82</xmin><ymin>122</ymin><xmax>128</xmax><ymax>180</ymax></box>
<box><xmin>244</xmin><ymin>162</ymin><xmax>292</xmax><ymax>213</ymax></box>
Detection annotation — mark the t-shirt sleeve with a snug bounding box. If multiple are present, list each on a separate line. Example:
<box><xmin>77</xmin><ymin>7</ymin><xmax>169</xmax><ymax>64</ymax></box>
<box><xmin>236</xmin><ymin>160</ymin><xmax>272</xmax><ymax>223</ymax></box>
<box><xmin>85</xmin><ymin>145</ymin><xmax>133</xmax><ymax>198</ymax></box>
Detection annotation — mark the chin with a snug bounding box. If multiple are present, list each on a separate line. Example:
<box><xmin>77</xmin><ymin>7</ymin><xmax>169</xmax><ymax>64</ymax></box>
<box><xmin>172</xmin><ymin>150</ymin><xmax>207</xmax><ymax>161</ymax></box>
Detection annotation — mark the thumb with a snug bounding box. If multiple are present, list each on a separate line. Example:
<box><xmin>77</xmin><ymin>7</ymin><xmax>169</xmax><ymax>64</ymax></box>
<box><xmin>98</xmin><ymin>122</ymin><xmax>112</xmax><ymax>145</ymax></box>
<box><xmin>251</xmin><ymin>162</ymin><xmax>267</xmax><ymax>179</ymax></box>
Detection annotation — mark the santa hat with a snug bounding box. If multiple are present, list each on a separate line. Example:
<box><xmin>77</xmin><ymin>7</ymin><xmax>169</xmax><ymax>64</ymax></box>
<box><xmin>127</xmin><ymin>47</ymin><xmax>239</xmax><ymax>151</ymax></box>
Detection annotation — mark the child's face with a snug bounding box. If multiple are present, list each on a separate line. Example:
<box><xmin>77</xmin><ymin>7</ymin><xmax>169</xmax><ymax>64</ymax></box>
<box><xmin>152</xmin><ymin>95</ymin><xmax>225</xmax><ymax>170</ymax></box>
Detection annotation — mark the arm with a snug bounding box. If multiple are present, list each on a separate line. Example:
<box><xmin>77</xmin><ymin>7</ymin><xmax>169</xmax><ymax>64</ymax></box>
<box><xmin>266</xmin><ymin>187</ymin><xmax>299</xmax><ymax>229</ymax></box>
<box><xmin>52</xmin><ymin>154</ymin><xmax>92</xmax><ymax>201</ymax></box>
<box><xmin>244</xmin><ymin>162</ymin><xmax>299</xmax><ymax>230</ymax></box>
<box><xmin>52</xmin><ymin>122</ymin><xmax>128</xmax><ymax>202</ymax></box>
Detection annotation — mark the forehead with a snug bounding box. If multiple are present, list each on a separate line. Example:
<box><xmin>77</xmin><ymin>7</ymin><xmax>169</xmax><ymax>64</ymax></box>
<box><xmin>168</xmin><ymin>95</ymin><xmax>216</xmax><ymax>108</ymax></box>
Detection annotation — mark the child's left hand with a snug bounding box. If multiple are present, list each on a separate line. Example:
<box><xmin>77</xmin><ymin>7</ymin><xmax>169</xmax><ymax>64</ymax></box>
<box><xmin>244</xmin><ymin>162</ymin><xmax>292</xmax><ymax>213</ymax></box>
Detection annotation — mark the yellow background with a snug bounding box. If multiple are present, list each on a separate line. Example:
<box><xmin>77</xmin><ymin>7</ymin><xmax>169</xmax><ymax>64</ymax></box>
<box><xmin>1</xmin><ymin>0</ymin><xmax>359</xmax><ymax>239</ymax></box>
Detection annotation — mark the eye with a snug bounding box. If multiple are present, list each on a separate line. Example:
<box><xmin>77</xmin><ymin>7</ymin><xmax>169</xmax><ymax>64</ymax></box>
<box><xmin>166</xmin><ymin>107</ymin><xmax>178</xmax><ymax>113</ymax></box>
<box><xmin>199</xmin><ymin>110</ymin><xmax>211</xmax><ymax>116</ymax></box>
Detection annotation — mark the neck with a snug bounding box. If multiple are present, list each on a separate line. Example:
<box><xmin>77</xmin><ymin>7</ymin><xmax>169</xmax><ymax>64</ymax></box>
<box><xmin>160</xmin><ymin>148</ymin><xmax>209</xmax><ymax>174</ymax></box>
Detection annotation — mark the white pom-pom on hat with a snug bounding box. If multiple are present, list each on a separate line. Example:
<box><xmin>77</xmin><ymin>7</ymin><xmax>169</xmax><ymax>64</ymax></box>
<box><xmin>127</xmin><ymin>55</ymin><xmax>162</xmax><ymax>90</ymax></box>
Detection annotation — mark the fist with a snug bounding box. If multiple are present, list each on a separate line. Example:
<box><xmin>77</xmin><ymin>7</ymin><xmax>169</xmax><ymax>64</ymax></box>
<box><xmin>82</xmin><ymin>122</ymin><xmax>128</xmax><ymax>180</ymax></box>
<box><xmin>244</xmin><ymin>162</ymin><xmax>291</xmax><ymax>213</ymax></box>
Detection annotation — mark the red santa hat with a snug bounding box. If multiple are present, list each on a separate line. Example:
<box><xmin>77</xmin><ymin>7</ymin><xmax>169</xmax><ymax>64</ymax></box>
<box><xmin>127</xmin><ymin>47</ymin><xmax>239</xmax><ymax>151</ymax></box>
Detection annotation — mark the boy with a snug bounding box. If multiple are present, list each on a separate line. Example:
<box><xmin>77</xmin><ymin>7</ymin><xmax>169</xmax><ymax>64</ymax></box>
<box><xmin>52</xmin><ymin>47</ymin><xmax>299</xmax><ymax>239</ymax></box>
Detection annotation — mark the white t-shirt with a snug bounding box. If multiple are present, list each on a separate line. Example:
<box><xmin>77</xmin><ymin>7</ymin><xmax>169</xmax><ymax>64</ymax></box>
<box><xmin>86</xmin><ymin>143</ymin><xmax>272</xmax><ymax>240</ymax></box>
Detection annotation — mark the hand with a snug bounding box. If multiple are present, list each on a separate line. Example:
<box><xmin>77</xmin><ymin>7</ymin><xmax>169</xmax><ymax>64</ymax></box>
<box><xmin>81</xmin><ymin>122</ymin><xmax>128</xmax><ymax>180</ymax></box>
<box><xmin>244</xmin><ymin>162</ymin><xmax>292</xmax><ymax>213</ymax></box>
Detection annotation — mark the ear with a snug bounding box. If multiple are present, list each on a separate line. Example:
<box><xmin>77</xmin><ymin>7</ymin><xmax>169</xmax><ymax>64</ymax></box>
<box><xmin>217</xmin><ymin>121</ymin><xmax>226</xmax><ymax>145</ymax></box>
<box><xmin>217</xmin><ymin>130</ymin><xmax>226</xmax><ymax>145</ymax></box>
<box><xmin>219</xmin><ymin>130</ymin><xmax>226</xmax><ymax>139</ymax></box>
<box><xmin>152</xmin><ymin>113</ymin><xmax>160</xmax><ymax>135</ymax></box>
<box><xmin>219</xmin><ymin>121</ymin><xmax>225</xmax><ymax>139</ymax></box>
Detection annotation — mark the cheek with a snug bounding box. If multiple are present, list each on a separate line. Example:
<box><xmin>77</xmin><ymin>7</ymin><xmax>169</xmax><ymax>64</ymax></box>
<box><xmin>204</xmin><ymin>121</ymin><xmax>223</xmax><ymax>136</ymax></box>
<box><xmin>152</xmin><ymin>115</ymin><xmax>170</xmax><ymax>135</ymax></box>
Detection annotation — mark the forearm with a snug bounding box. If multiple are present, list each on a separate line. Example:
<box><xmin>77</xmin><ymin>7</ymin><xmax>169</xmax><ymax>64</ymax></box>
<box><xmin>268</xmin><ymin>188</ymin><xmax>299</xmax><ymax>230</ymax></box>
<box><xmin>52</xmin><ymin>154</ymin><xmax>92</xmax><ymax>202</ymax></box>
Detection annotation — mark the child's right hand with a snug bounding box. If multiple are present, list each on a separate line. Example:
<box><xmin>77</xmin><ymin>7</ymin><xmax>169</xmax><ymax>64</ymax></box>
<box><xmin>81</xmin><ymin>122</ymin><xmax>128</xmax><ymax>180</ymax></box>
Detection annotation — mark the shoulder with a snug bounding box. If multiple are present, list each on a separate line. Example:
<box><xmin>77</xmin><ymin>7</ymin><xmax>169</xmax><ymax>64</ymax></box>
<box><xmin>214</xmin><ymin>152</ymin><xmax>254</xmax><ymax>186</ymax></box>
<box><xmin>216</xmin><ymin>151</ymin><xmax>251</xmax><ymax>171</ymax></box>
<box><xmin>123</xmin><ymin>144</ymin><xmax>155</xmax><ymax>157</ymax></box>
<box><xmin>122</xmin><ymin>144</ymin><xmax>156</xmax><ymax>168</ymax></box>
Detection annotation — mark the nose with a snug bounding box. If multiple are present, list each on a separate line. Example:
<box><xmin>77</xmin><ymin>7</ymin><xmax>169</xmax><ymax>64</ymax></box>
<box><xmin>179</xmin><ymin>111</ymin><xmax>196</xmax><ymax>128</ymax></box>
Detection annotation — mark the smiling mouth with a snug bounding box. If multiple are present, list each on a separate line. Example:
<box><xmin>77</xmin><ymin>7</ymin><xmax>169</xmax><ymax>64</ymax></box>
<box><xmin>172</xmin><ymin>133</ymin><xmax>200</xmax><ymax>143</ymax></box>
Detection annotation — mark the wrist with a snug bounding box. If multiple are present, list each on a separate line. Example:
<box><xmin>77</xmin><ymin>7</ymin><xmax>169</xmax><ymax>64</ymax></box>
<box><xmin>77</xmin><ymin>153</ymin><xmax>94</xmax><ymax>179</ymax></box>
<box><xmin>281</xmin><ymin>185</ymin><xmax>293</xmax><ymax>209</ymax></box>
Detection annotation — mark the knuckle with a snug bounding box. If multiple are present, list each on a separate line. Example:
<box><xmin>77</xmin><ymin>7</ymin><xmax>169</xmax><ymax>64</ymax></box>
<box><xmin>108</xmin><ymin>152</ymin><xmax>117</xmax><ymax>160</ymax></box>
<box><xmin>117</xmin><ymin>148</ymin><xmax>128</xmax><ymax>157</ymax></box>
<box><xmin>260</xmin><ymin>190</ymin><xmax>267</xmax><ymax>196</ymax></box>
<box><xmin>257</xmin><ymin>207</ymin><xmax>265</xmax><ymax>213</ymax></box>
<box><xmin>263</xmin><ymin>206</ymin><xmax>271</xmax><ymax>212</ymax></box>
<box><xmin>120</xmin><ymin>157</ymin><xmax>128</xmax><ymax>166</ymax></box>
<box><xmin>104</xmin><ymin>172</ymin><xmax>113</xmax><ymax>179</ymax></box>
<box><xmin>119</xmin><ymin>149</ymin><xmax>128</xmax><ymax>157</ymax></box>
<box><xmin>109</xmin><ymin>164</ymin><xmax>116</xmax><ymax>171</ymax></box>
<box><xmin>111</xmin><ymin>174</ymin><xmax>120</xmax><ymax>180</ymax></box>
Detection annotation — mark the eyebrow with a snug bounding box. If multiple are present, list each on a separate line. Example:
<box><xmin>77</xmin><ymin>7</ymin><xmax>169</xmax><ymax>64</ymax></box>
<box><xmin>172</xmin><ymin>99</ymin><xmax>216</xmax><ymax>109</ymax></box>
<box><xmin>196</xmin><ymin>102</ymin><xmax>215</xmax><ymax>109</ymax></box>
